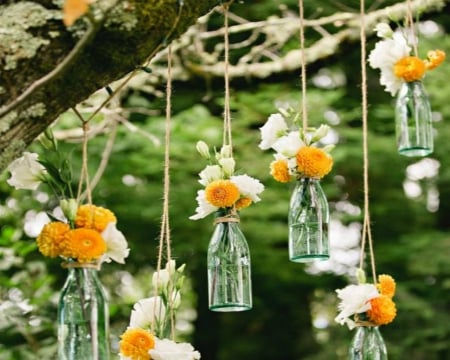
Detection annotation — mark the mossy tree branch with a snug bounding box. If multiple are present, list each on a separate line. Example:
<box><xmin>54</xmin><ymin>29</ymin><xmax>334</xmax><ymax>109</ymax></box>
<box><xmin>0</xmin><ymin>0</ymin><xmax>220</xmax><ymax>171</ymax></box>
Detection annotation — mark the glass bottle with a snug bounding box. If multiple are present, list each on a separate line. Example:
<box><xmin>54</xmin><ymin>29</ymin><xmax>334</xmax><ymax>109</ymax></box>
<box><xmin>207</xmin><ymin>210</ymin><xmax>252</xmax><ymax>312</ymax></box>
<box><xmin>288</xmin><ymin>177</ymin><xmax>329</xmax><ymax>262</ymax></box>
<box><xmin>349</xmin><ymin>326</ymin><xmax>388</xmax><ymax>360</ymax></box>
<box><xmin>57</xmin><ymin>262</ymin><xmax>110</xmax><ymax>360</ymax></box>
<box><xmin>395</xmin><ymin>80</ymin><xmax>433</xmax><ymax>157</ymax></box>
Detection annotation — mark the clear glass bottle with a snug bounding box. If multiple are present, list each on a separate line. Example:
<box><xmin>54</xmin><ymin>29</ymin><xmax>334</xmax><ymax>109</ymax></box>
<box><xmin>57</xmin><ymin>263</ymin><xmax>110</xmax><ymax>360</ymax></box>
<box><xmin>207</xmin><ymin>210</ymin><xmax>252</xmax><ymax>312</ymax></box>
<box><xmin>395</xmin><ymin>80</ymin><xmax>433</xmax><ymax>157</ymax></box>
<box><xmin>349</xmin><ymin>326</ymin><xmax>388</xmax><ymax>360</ymax></box>
<box><xmin>288</xmin><ymin>178</ymin><xmax>329</xmax><ymax>262</ymax></box>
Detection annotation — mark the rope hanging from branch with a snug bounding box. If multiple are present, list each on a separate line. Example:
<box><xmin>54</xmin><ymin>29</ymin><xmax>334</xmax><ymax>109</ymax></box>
<box><xmin>298</xmin><ymin>0</ymin><xmax>309</xmax><ymax>132</ymax></box>
<box><xmin>222</xmin><ymin>1</ymin><xmax>234</xmax><ymax>153</ymax></box>
<box><xmin>358</xmin><ymin>0</ymin><xmax>377</xmax><ymax>283</ymax></box>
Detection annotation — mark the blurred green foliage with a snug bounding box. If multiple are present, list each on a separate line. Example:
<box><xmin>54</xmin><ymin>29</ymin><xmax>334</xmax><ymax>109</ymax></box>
<box><xmin>1</xmin><ymin>1</ymin><xmax>450</xmax><ymax>359</ymax></box>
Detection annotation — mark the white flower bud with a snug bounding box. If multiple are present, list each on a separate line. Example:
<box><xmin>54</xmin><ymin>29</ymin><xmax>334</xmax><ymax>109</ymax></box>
<box><xmin>60</xmin><ymin>198</ymin><xmax>78</xmax><ymax>223</ymax></box>
<box><xmin>196</xmin><ymin>141</ymin><xmax>210</xmax><ymax>159</ymax></box>
<box><xmin>219</xmin><ymin>157</ymin><xmax>235</xmax><ymax>177</ymax></box>
<box><xmin>374</xmin><ymin>23</ymin><xmax>393</xmax><ymax>39</ymax></box>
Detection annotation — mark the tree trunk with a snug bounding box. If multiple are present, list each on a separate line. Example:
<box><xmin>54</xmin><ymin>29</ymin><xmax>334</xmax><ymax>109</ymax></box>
<box><xmin>0</xmin><ymin>0</ymin><xmax>220</xmax><ymax>171</ymax></box>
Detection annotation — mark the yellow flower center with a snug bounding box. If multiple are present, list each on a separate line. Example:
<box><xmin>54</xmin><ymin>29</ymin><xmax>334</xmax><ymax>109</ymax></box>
<box><xmin>394</xmin><ymin>56</ymin><xmax>426</xmax><ymax>82</ymax></box>
<box><xmin>295</xmin><ymin>146</ymin><xmax>333</xmax><ymax>179</ymax></box>
<box><xmin>37</xmin><ymin>222</ymin><xmax>70</xmax><ymax>258</ymax></box>
<box><xmin>270</xmin><ymin>159</ymin><xmax>291</xmax><ymax>183</ymax></box>
<box><xmin>61</xmin><ymin>228</ymin><xmax>106</xmax><ymax>263</ymax></box>
<box><xmin>367</xmin><ymin>295</ymin><xmax>397</xmax><ymax>326</ymax></box>
<box><xmin>119</xmin><ymin>328</ymin><xmax>155</xmax><ymax>360</ymax></box>
<box><xmin>205</xmin><ymin>180</ymin><xmax>240</xmax><ymax>208</ymax></box>
<box><xmin>75</xmin><ymin>204</ymin><xmax>117</xmax><ymax>232</ymax></box>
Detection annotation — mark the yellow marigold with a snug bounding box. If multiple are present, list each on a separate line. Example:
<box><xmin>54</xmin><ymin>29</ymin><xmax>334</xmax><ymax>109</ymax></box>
<box><xmin>75</xmin><ymin>204</ymin><xmax>116</xmax><ymax>232</ymax></box>
<box><xmin>270</xmin><ymin>159</ymin><xmax>291</xmax><ymax>183</ymax></box>
<box><xmin>235</xmin><ymin>197</ymin><xmax>253</xmax><ymax>210</ymax></box>
<box><xmin>394</xmin><ymin>56</ymin><xmax>426</xmax><ymax>82</ymax></box>
<box><xmin>61</xmin><ymin>228</ymin><xmax>106</xmax><ymax>263</ymax></box>
<box><xmin>296</xmin><ymin>146</ymin><xmax>333</xmax><ymax>179</ymax></box>
<box><xmin>205</xmin><ymin>180</ymin><xmax>240</xmax><ymax>208</ymax></box>
<box><xmin>119</xmin><ymin>328</ymin><xmax>155</xmax><ymax>360</ymax></box>
<box><xmin>425</xmin><ymin>49</ymin><xmax>446</xmax><ymax>70</ymax></box>
<box><xmin>377</xmin><ymin>274</ymin><xmax>396</xmax><ymax>298</ymax></box>
<box><xmin>367</xmin><ymin>295</ymin><xmax>397</xmax><ymax>326</ymax></box>
<box><xmin>36</xmin><ymin>222</ymin><xmax>70</xmax><ymax>258</ymax></box>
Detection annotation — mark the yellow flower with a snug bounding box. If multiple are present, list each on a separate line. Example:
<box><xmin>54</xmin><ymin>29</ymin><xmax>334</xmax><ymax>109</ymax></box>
<box><xmin>425</xmin><ymin>49</ymin><xmax>446</xmax><ymax>70</ymax></box>
<box><xmin>394</xmin><ymin>56</ymin><xmax>426</xmax><ymax>82</ymax></box>
<box><xmin>37</xmin><ymin>222</ymin><xmax>70</xmax><ymax>258</ymax></box>
<box><xmin>270</xmin><ymin>159</ymin><xmax>291</xmax><ymax>183</ymax></box>
<box><xmin>61</xmin><ymin>228</ymin><xmax>106</xmax><ymax>262</ymax></box>
<box><xmin>75</xmin><ymin>204</ymin><xmax>117</xmax><ymax>232</ymax></box>
<box><xmin>235</xmin><ymin>197</ymin><xmax>253</xmax><ymax>210</ymax></box>
<box><xmin>377</xmin><ymin>274</ymin><xmax>396</xmax><ymax>298</ymax></box>
<box><xmin>119</xmin><ymin>328</ymin><xmax>155</xmax><ymax>360</ymax></box>
<box><xmin>367</xmin><ymin>295</ymin><xmax>397</xmax><ymax>326</ymax></box>
<box><xmin>205</xmin><ymin>180</ymin><xmax>240</xmax><ymax>208</ymax></box>
<box><xmin>296</xmin><ymin>146</ymin><xmax>333</xmax><ymax>179</ymax></box>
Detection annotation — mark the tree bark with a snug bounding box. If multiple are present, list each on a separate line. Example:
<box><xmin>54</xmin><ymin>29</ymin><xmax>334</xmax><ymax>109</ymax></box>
<box><xmin>0</xmin><ymin>0</ymin><xmax>220</xmax><ymax>171</ymax></box>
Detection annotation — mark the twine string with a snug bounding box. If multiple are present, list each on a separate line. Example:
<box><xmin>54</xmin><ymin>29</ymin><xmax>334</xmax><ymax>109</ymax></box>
<box><xmin>61</xmin><ymin>261</ymin><xmax>101</xmax><ymax>270</ymax></box>
<box><xmin>214</xmin><ymin>215</ymin><xmax>240</xmax><ymax>225</ymax></box>
<box><xmin>71</xmin><ymin>108</ymin><xmax>93</xmax><ymax>205</ymax></box>
<box><xmin>406</xmin><ymin>0</ymin><xmax>419</xmax><ymax>57</ymax></box>
<box><xmin>222</xmin><ymin>2</ymin><xmax>233</xmax><ymax>152</ymax></box>
<box><xmin>358</xmin><ymin>0</ymin><xmax>377</xmax><ymax>284</ymax></box>
<box><xmin>152</xmin><ymin>45</ymin><xmax>175</xmax><ymax>339</ymax></box>
<box><xmin>298</xmin><ymin>0</ymin><xmax>308</xmax><ymax>133</ymax></box>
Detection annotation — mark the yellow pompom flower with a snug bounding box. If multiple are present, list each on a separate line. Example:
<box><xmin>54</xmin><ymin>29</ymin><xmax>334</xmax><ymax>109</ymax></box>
<box><xmin>235</xmin><ymin>197</ymin><xmax>253</xmax><ymax>210</ymax></box>
<box><xmin>367</xmin><ymin>295</ymin><xmax>397</xmax><ymax>326</ymax></box>
<box><xmin>119</xmin><ymin>328</ymin><xmax>155</xmax><ymax>360</ymax></box>
<box><xmin>425</xmin><ymin>49</ymin><xmax>446</xmax><ymax>70</ymax></box>
<box><xmin>75</xmin><ymin>204</ymin><xmax>117</xmax><ymax>232</ymax></box>
<box><xmin>377</xmin><ymin>274</ymin><xmax>396</xmax><ymax>298</ymax></box>
<box><xmin>270</xmin><ymin>159</ymin><xmax>291</xmax><ymax>183</ymax></box>
<box><xmin>394</xmin><ymin>56</ymin><xmax>426</xmax><ymax>82</ymax></box>
<box><xmin>36</xmin><ymin>222</ymin><xmax>70</xmax><ymax>258</ymax></box>
<box><xmin>61</xmin><ymin>228</ymin><xmax>106</xmax><ymax>262</ymax></box>
<box><xmin>296</xmin><ymin>146</ymin><xmax>333</xmax><ymax>179</ymax></box>
<box><xmin>205</xmin><ymin>180</ymin><xmax>240</xmax><ymax>208</ymax></box>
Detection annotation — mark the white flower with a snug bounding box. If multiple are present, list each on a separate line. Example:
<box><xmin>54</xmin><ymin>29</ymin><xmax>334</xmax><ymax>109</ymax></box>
<box><xmin>368</xmin><ymin>32</ymin><xmax>411</xmax><ymax>96</ymax></box>
<box><xmin>189</xmin><ymin>190</ymin><xmax>218</xmax><ymax>220</ymax></box>
<box><xmin>198</xmin><ymin>165</ymin><xmax>222</xmax><ymax>186</ymax></box>
<box><xmin>334</xmin><ymin>284</ymin><xmax>379</xmax><ymax>329</ymax></box>
<box><xmin>129</xmin><ymin>296</ymin><xmax>166</xmax><ymax>329</ymax></box>
<box><xmin>272</xmin><ymin>131</ymin><xmax>304</xmax><ymax>157</ymax></box>
<box><xmin>218</xmin><ymin>157</ymin><xmax>235</xmax><ymax>178</ymax></box>
<box><xmin>258</xmin><ymin>113</ymin><xmax>288</xmax><ymax>150</ymax></box>
<box><xmin>231</xmin><ymin>174</ymin><xmax>264</xmax><ymax>202</ymax></box>
<box><xmin>149</xmin><ymin>338</ymin><xmax>201</xmax><ymax>360</ymax></box>
<box><xmin>6</xmin><ymin>152</ymin><xmax>46</xmax><ymax>190</ymax></box>
<box><xmin>101</xmin><ymin>223</ymin><xmax>129</xmax><ymax>264</ymax></box>
<box><xmin>374</xmin><ymin>23</ymin><xmax>393</xmax><ymax>39</ymax></box>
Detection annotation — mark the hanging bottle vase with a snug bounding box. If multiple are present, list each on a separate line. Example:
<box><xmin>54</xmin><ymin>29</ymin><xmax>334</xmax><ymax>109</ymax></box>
<box><xmin>288</xmin><ymin>177</ymin><xmax>329</xmax><ymax>262</ymax></box>
<box><xmin>348</xmin><ymin>326</ymin><xmax>388</xmax><ymax>360</ymax></box>
<box><xmin>207</xmin><ymin>210</ymin><xmax>252</xmax><ymax>312</ymax></box>
<box><xmin>57</xmin><ymin>261</ymin><xmax>110</xmax><ymax>360</ymax></box>
<box><xmin>395</xmin><ymin>80</ymin><xmax>433</xmax><ymax>157</ymax></box>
